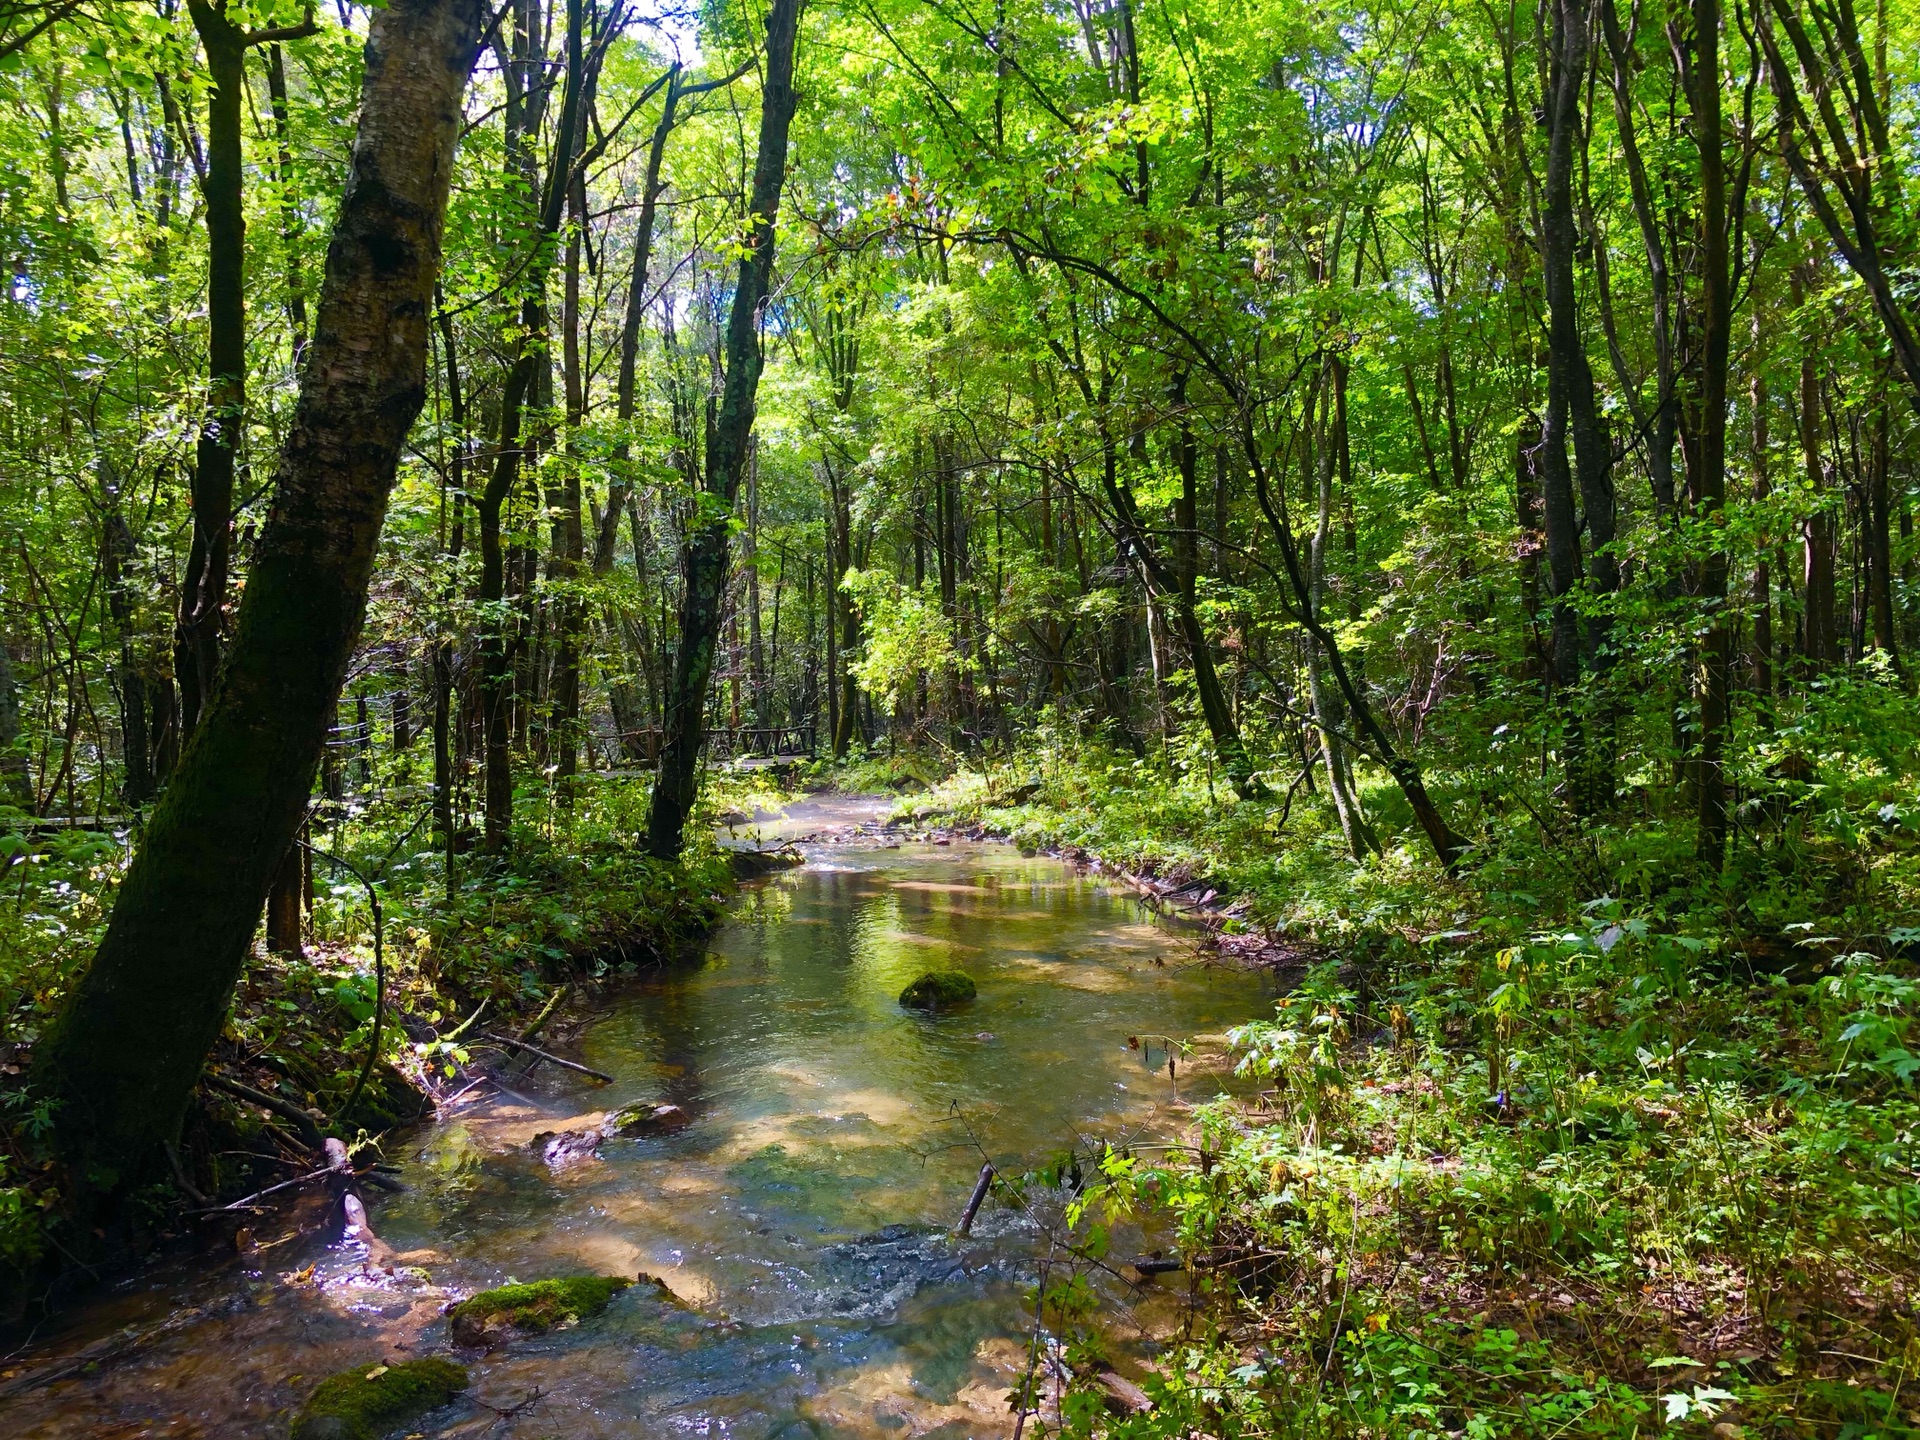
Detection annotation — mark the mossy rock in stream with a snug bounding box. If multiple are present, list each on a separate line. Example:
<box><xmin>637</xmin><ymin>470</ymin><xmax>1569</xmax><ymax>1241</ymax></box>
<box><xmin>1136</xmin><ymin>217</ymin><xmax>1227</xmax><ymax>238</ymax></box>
<box><xmin>899</xmin><ymin>971</ymin><xmax>977</xmax><ymax>1010</ymax></box>
<box><xmin>447</xmin><ymin>1275</ymin><xmax>633</xmax><ymax>1347</ymax></box>
<box><xmin>606</xmin><ymin>1100</ymin><xmax>691</xmax><ymax>1136</ymax></box>
<box><xmin>727</xmin><ymin>846</ymin><xmax>803</xmax><ymax>879</ymax></box>
<box><xmin>290</xmin><ymin>1357</ymin><xmax>468</xmax><ymax>1440</ymax></box>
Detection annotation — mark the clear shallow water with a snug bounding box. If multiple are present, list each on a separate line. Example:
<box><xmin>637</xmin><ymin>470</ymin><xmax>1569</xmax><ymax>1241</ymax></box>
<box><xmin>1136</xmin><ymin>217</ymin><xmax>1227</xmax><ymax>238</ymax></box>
<box><xmin>6</xmin><ymin>820</ymin><xmax>1273</xmax><ymax>1438</ymax></box>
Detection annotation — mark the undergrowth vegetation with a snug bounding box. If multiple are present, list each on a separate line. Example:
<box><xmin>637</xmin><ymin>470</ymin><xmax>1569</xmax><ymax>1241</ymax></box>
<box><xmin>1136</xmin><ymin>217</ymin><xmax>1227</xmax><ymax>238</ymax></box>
<box><xmin>0</xmin><ymin>767</ymin><xmax>765</xmax><ymax>1304</ymax></box>
<box><xmin>900</xmin><ymin>697</ymin><xmax>1920</xmax><ymax>1439</ymax></box>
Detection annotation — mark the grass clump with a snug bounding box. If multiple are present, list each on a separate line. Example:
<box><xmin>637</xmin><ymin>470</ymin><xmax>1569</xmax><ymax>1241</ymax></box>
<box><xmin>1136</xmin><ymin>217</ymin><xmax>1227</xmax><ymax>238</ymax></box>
<box><xmin>447</xmin><ymin>1275</ymin><xmax>633</xmax><ymax>1347</ymax></box>
<box><xmin>289</xmin><ymin>1356</ymin><xmax>467</xmax><ymax>1440</ymax></box>
<box><xmin>897</xmin><ymin>714</ymin><xmax>1920</xmax><ymax>1439</ymax></box>
<box><xmin>899</xmin><ymin>970</ymin><xmax>977</xmax><ymax>1009</ymax></box>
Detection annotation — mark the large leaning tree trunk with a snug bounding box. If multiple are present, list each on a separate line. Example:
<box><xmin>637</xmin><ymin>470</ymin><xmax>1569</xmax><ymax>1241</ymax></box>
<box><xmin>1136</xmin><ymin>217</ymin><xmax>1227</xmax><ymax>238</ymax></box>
<box><xmin>646</xmin><ymin>0</ymin><xmax>804</xmax><ymax>861</ymax></box>
<box><xmin>33</xmin><ymin>0</ymin><xmax>483</xmax><ymax>1201</ymax></box>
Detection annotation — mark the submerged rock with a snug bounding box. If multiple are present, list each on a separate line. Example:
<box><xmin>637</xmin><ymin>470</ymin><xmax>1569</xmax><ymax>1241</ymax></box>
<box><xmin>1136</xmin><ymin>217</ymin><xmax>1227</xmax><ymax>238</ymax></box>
<box><xmin>531</xmin><ymin>1101</ymin><xmax>690</xmax><ymax>1168</ymax></box>
<box><xmin>633</xmin><ymin>1270</ymin><xmax>691</xmax><ymax>1308</ymax></box>
<box><xmin>448</xmin><ymin>1275</ymin><xmax>633</xmax><ymax>1348</ymax></box>
<box><xmin>807</xmin><ymin>1224</ymin><xmax>984</xmax><ymax>1319</ymax></box>
<box><xmin>899</xmin><ymin>970</ymin><xmax>977</xmax><ymax>1010</ymax></box>
<box><xmin>290</xmin><ymin>1357</ymin><xmax>467</xmax><ymax>1440</ymax></box>
<box><xmin>532</xmin><ymin>1124</ymin><xmax>607</xmax><ymax>1169</ymax></box>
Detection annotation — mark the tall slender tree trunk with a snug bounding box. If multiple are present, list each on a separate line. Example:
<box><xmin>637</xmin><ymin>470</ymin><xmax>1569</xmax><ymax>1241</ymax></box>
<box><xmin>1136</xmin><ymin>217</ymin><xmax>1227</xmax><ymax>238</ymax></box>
<box><xmin>477</xmin><ymin>0</ymin><xmax>586</xmax><ymax>847</ymax></box>
<box><xmin>746</xmin><ymin>441</ymin><xmax>769</xmax><ymax>730</ymax></box>
<box><xmin>645</xmin><ymin>0</ymin><xmax>804</xmax><ymax>860</ymax></box>
<box><xmin>1308</xmin><ymin>359</ymin><xmax>1374</xmax><ymax>855</ymax></box>
<box><xmin>552</xmin><ymin>167</ymin><xmax>588</xmax><ymax>802</ymax></box>
<box><xmin>1795</xmin><ymin>266</ymin><xmax>1838</xmax><ymax>670</ymax></box>
<box><xmin>597</xmin><ymin>62</ymin><xmax>681</xmax><ymax>571</ymax></box>
<box><xmin>34</xmin><ymin>0</ymin><xmax>482</xmax><ymax>1201</ymax></box>
<box><xmin>1689</xmin><ymin>0</ymin><xmax>1734</xmax><ymax>868</ymax></box>
<box><xmin>100</xmin><ymin>503</ymin><xmax>153</xmax><ymax>807</ymax></box>
<box><xmin>264</xmin><ymin>42</ymin><xmax>309</xmax><ymax>359</ymax></box>
<box><xmin>1750</xmin><ymin>325</ymin><xmax>1775</xmax><ymax>720</ymax></box>
<box><xmin>1539</xmin><ymin>0</ymin><xmax>1598</xmax><ymax>802</ymax></box>
<box><xmin>1169</xmin><ymin>369</ymin><xmax>1264</xmax><ymax>799</ymax></box>
<box><xmin>829</xmin><ymin>466</ymin><xmax>860</xmax><ymax>758</ymax></box>
<box><xmin>2</xmin><ymin>612</ymin><xmax>34</xmax><ymax>808</ymax></box>
<box><xmin>432</xmin><ymin>296</ymin><xmax>467</xmax><ymax>897</ymax></box>
<box><xmin>174</xmin><ymin>3</ymin><xmax>248</xmax><ymax>740</ymax></box>
<box><xmin>1865</xmin><ymin>389</ymin><xmax>1903</xmax><ymax>675</ymax></box>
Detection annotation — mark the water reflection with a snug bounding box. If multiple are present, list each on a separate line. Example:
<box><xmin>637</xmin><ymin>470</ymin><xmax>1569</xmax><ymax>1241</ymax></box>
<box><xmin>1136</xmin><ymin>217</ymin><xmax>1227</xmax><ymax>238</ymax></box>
<box><xmin>8</xmin><ymin>837</ymin><xmax>1271</xmax><ymax>1439</ymax></box>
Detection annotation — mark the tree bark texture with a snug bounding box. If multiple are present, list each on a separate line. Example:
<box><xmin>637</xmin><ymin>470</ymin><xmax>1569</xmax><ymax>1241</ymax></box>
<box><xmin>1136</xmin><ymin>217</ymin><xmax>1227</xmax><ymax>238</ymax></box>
<box><xmin>34</xmin><ymin>0</ymin><xmax>482</xmax><ymax>1198</ymax></box>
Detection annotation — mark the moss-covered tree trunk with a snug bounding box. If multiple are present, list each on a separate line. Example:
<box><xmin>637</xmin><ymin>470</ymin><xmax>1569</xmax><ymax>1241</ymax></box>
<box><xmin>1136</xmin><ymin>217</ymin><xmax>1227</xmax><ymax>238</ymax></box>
<box><xmin>34</xmin><ymin>0</ymin><xmax>483</xmax><ymax>1200</ymax></box>
<box><xmin>646</xmin><ymin>0</ymin><xmax>804</xmax><ymax>860</ymax></box>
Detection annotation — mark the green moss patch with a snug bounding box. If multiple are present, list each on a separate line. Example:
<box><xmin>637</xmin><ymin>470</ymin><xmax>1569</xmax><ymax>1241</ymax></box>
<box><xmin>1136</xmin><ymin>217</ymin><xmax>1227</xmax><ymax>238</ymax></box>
<box><xmin>290</xmin><ymin>1357</ymin><xmax>467</xmax><ymax>1440</ymax></box>
<box><xmin>447</xmin><ymin>1275</ymin><xmax>634</xmax><ymax>1347</ymax></box>
<box><xmin>899</xmin><ymin>970</ymin><xmax>977</xmax><ymax>1009</ymax></box>
<box><xmin>606</xmin><ymin>1100</ymin><xmax>690</xmax><ymax>1135</ymax></box>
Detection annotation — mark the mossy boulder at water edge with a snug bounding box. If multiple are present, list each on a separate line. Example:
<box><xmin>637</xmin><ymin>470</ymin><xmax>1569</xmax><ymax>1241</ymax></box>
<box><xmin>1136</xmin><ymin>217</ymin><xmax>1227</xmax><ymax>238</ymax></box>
<box><xmin>290</xmin><ymin>1357</ymin><xmax>468</xmax><ymax>1440</ymax></box>
<box><xmin>607</xmin><ymin>1100</ymin><xmax>690</xmax><ymax>1135</ymax></box>
<box><xmin>899</xmin><ymin>971</ymin><xmax>977</xmax><ymax>1010</ymax></box>
<box><xmin>447</xmin><ymin>1275</ymin><xmax>634</xmax><ymax>1347</ymax></box>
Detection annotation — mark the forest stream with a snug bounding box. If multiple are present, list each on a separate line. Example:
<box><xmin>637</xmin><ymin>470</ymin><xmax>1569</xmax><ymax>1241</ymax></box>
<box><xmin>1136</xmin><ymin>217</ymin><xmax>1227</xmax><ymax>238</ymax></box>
<box><xmin>5</xmin><ymin>798</ymin><xmax>1274</xmax><ymax>1438</ymax></box>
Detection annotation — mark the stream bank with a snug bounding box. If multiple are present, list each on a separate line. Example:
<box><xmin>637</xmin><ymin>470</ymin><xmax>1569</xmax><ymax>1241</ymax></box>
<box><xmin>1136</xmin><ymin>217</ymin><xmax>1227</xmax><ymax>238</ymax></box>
<box><xmin>1</xmin><ymin>773</ymin><xmax>743</xmax><ymax>1327</ymax></box>
<box><xmin>3</xmin><ymin>797</ymin><xmax>1275</xmax><ymax>1437</ymax></box>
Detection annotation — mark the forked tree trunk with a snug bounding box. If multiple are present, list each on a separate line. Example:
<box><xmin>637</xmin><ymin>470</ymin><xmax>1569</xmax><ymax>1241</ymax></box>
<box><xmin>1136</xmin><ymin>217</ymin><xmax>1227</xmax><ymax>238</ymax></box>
<box><xmin>34</xmin><ymin>0</ymin><xmax>483</xmax><ymax>1201</ymax></box>
<box><xmin>646</xmin><ymin>0</ymin><xmax>804</xmax><ymax>860</ymax></box>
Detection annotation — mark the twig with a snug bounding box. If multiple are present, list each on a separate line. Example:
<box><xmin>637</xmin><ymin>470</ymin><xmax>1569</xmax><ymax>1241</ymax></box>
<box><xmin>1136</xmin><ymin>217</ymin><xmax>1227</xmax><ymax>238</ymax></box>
<box><xmin>514</xmin><ymin>982</ymin><xmax>572</xmax><ymax>1049</ymax></box>
<box><xmin>200</xmin><ymin>1073</ymin><xmax>326</xmax><ymax>1148</ymax></box>
<box><xmin>163</xmin><ymin>1140</ymin><xmax>209</xmax><ymax>1207</ymax></box>
<box><xmin>188</xmin><ymin>1163</ymin><xmax>333</xmax><ymax>1214</ymax></box>
<box><xmin>470</xmin><ymin>1386</ymin><xmax>546</xmax><ymax>1430</ymax></box>
<box><xmin>476</xmin><ymin>1032</ymin><xmax>614</xmax><ymax>1083</ymax></box>
<box><xmin>956</xmin><ymin>1162</ymin><xmax>995</xmax><ymax>1235</ymax></box>
<box><xmin>436</xmin><ymin>1077</ymin><xmax>489</xmax><ymax>1113</ymax></box>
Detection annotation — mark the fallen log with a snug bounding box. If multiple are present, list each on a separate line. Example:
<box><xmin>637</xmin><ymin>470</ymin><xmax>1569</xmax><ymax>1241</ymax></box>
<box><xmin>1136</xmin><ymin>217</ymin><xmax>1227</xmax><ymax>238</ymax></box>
<box><xmin>0</xmin><ymin>1305</ymin><xmax>210</xmax><ymax>1402</ymax></box>
<box><xmin>1092</xmin><ymin>1369</ymin><xmax>1153</xmax><ymax>1415</ymax></box>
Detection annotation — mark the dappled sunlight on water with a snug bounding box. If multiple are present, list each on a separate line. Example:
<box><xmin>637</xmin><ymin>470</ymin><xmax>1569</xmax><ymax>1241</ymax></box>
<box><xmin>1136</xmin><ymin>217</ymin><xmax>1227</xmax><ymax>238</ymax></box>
<box><xmin>7</xmin><ymin>830</ymin><xmax>1272</xmax><ymax>1438</ymax></box>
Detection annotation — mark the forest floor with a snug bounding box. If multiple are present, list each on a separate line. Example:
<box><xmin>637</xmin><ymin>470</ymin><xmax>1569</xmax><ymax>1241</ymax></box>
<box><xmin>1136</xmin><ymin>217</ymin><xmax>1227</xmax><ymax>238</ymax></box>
<box><xmin>7</xmin><ymin>744</ymin><xmax>1920</xmax><ymax>1440</ymax></box>
<box><xmin>877</xmin><ymin>744</ymin><xmax>1920</xmax><ymax>1440</ymax></box>
<box><xmin>0</xmin><ymin>768</ymin><xmax>790</xmax><ymax>1320</ymax></box>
